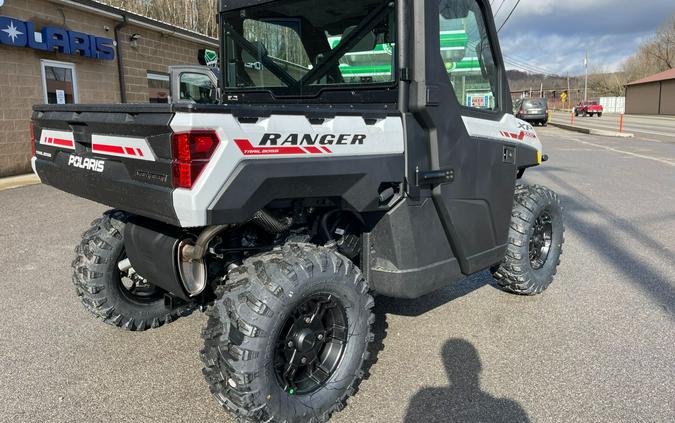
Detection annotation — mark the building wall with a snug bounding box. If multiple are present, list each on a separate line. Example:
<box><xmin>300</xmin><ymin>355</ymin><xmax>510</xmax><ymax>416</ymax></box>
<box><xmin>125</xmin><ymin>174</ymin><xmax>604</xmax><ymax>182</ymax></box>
<box><xmin>625</xmin><ymin>82</ymin><xmax>661</xmax><ymax>115</ymax></box>
<box><xmin>659</xmin><ymin>80</ymin><xmax>675</xmax><ymax>116</ymax></box>
<box><xmin>0</xmin><ymin>0</ymin><xmax>216</xmax><ymax>177</ymax></box>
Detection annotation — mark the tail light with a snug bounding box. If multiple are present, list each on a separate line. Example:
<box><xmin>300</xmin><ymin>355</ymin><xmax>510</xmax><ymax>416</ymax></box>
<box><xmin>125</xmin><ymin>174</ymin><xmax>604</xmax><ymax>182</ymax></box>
<box><xmin>30</xmin><ymin>121</ymin><xmax>36</xmax><ymax>156</ymax></box>
<box><xmin>171</xmin><ymin>130</ymin><xmax>220</xmax><ymax>189</ymax></box>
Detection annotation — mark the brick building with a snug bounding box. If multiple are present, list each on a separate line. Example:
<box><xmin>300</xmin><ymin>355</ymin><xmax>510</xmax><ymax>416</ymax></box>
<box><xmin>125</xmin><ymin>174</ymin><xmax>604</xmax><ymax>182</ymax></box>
<box><xmin>0</xmin><ymin>0</ymin><xmax>217</xmax><ymax>177</ymax></box>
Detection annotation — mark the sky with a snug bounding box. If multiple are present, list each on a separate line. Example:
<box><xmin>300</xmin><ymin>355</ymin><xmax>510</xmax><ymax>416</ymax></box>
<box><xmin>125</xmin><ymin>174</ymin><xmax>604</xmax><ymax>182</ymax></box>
<box><xmin>495</xmin><ymin>0</ymin><xmax>675</xmax><ymax>76</ymax></box>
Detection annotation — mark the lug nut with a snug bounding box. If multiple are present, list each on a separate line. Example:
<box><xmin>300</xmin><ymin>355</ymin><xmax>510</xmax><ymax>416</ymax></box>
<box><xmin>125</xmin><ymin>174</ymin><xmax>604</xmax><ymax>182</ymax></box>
<box><xmin>287</xmin><ymin>341</ymin><xmax>294</xmax><ymax>348</ymax></box>
<box><xmin>301</xmin><ymin>357</ymin><xmax>308</xmax><ymax>364</ymax></box>
<box><xmin>304</xmin><ymin>317</ymin><xmax>311</xmax><ymax>324</ymax></box>
<box><xmin>317</xmin><ymin>334</ymin><xmax>324</xmax><ymax>341</ymax></box>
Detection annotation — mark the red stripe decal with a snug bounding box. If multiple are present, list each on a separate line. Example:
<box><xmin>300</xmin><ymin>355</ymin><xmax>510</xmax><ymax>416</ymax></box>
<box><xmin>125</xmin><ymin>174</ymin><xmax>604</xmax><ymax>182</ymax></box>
<box><xmin>321</xmin><ymin>146</ymin><xmax>332</xmax><ymax>153</ymax></box>
<box><xmin>305</xmin><ymin>146</ymin><xmax>323</xmax><ymax>154</ymax></box>
<box><xmin>125</xmin><ymin>147</ymin><xmax>136</xmax><ymax>156</ymax></box>
<box><xmin>518</xmin><ymin>131</ymin><xmax>526</xmax><ymax>140</ymax></box>
<box><xmin>136</xmin><ymin>148</ymin><xmax>144</xmax><ymax>157</ymax></box>
<box><xmin>93</xmin><ymin>143</ymin><xmax>125</xmax><ymax>154</ymax></box>
<box><xmin>234</xmin><ymin>139</ymin><xmax>306</xmax><ymax>156</ymax></box>
<box><xmin>51</xmin><ymin>138</ymin><xmax>74</xmax><ymax>148</ymax></box>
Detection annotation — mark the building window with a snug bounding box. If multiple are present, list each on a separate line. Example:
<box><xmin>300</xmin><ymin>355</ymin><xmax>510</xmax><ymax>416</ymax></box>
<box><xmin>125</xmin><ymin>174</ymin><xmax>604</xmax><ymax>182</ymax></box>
<box><xmin>147</xmin><ymin>72</ymin><xmax>170</xmax><ymax>103</ymax></box>
<box><xmin>41</xmin><ymin>60</ymin><xmax>78</xmax><ymax>104</ymax></box>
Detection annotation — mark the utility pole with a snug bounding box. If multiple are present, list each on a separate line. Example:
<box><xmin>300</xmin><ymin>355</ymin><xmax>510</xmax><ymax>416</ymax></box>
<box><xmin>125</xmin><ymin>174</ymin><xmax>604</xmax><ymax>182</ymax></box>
<box><xmin>584</xmin><ymin>50</ymin><xmax>589</xmax><ymax>101</ymax></box>
<box><xmin>540</xmin><ymin>82</ymin><xmax>544</xmax><ymax>98</ymax></box>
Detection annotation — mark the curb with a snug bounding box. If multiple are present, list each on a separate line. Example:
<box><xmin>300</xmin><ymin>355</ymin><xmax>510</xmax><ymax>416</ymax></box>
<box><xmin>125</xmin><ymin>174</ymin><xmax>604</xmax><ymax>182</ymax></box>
<box><xmin>0</xmin><ymin>173</ymin><xmax>41</xmax><ymax>192</ymax></box>
<box><xmin>550</xmin><ymin>122</ymin><xmax>634</xmax><ymax>138</ymax></box>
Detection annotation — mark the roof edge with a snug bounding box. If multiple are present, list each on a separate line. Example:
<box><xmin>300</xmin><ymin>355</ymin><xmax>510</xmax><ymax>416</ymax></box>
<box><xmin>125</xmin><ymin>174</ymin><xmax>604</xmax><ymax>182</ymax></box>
<box><xmin>626</xmin><ymin>68</ymin><xmax>675</xmax><ymax>86</ymax></box>
<box><xmin>49</xmin><ymin>0</ymin><xmax>219</xmax><ymax>48</ymax></box>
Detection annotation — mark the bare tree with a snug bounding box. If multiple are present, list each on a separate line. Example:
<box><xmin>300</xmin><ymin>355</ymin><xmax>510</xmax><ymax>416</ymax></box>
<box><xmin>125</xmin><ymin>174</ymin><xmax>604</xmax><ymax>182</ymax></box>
<box><xmin>98</xmin><ymin>0</ymin><xmax>219</xmax><ymax>37</ymax></box>
<box><xmin>623</xmin><ymin>14</ymin><xmax>675</xmax><ymax>82</ymax></box>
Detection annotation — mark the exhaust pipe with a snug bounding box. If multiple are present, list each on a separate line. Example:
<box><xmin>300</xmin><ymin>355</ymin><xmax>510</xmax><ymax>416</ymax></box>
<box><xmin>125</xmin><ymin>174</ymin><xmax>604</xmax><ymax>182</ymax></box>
<box><xmin>174</xmin><ymin>210</ymin><xmax>290</xmax><ymax>297</ymax></box>
<box><xmin>176</xmin><ymin>225</ymin><xmax>232</xmax><ymax>297</ymax></box>
<box><xmin>176</xmin><ymin>238</ymin><xmax>208</xmax><ymax>297</ymax></box>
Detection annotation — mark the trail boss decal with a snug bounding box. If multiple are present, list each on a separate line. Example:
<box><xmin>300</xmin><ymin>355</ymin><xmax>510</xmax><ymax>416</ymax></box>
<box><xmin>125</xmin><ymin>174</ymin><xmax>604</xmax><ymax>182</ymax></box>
<box><xmin>68</xmin><ymin>155</ymin><xmax>105</xmax><ymax>173</ymax></box>
<box><xmin>235</xmin><ymin>133</ymin><xmax>367</xmax><ymax>156</ymax></box>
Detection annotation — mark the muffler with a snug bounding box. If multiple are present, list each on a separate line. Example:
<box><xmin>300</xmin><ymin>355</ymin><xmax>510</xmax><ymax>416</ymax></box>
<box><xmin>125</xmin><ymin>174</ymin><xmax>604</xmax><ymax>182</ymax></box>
<box><xmin>124</xmin><ymin>217</ymin><xmax>223</xmax><ymax>300</ymax></box>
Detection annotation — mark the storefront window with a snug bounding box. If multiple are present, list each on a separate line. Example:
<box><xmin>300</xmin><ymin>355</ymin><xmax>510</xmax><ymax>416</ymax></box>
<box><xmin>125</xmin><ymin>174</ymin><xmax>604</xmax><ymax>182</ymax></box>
<box><xmin>41</xmin><ymin>60</ymin><xmax>78</xmax><ymax>104</ymax></box>
<box><xmin>147</xmin><ymin>72</ymin><xmax>170</xmax><ymax>103</ymax></box>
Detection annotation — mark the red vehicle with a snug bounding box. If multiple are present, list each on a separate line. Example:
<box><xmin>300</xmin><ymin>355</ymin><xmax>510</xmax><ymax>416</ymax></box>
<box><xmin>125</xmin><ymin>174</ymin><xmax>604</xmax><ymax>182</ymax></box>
<box><xmin>575</xmin><ymin>100</ymin><xmax>603</xmax><ymax>117</ymax></box>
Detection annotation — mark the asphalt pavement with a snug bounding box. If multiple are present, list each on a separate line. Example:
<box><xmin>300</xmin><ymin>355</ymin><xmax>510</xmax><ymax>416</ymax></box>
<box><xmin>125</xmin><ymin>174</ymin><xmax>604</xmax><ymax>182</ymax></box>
<box><xmin>1</xmin><ymin>127</ymin><xmax>674</xmax><ymax>423</ymax></box>
<box><xmin>551</xmin><ymin>111</ymin><xmax>675</xmax><ymax>143</ymax></box>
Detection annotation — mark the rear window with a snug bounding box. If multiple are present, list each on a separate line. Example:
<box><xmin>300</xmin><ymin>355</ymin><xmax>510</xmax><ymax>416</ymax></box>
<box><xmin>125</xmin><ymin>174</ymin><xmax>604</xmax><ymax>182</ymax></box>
<box><xmin>523</xmin><ymin>99</ymin><xmax>547</xmax><ymax>108</ymax></box>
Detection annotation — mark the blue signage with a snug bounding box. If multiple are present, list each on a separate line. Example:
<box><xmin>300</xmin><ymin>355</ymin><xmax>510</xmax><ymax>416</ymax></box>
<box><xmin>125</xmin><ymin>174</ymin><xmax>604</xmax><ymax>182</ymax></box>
<box><xmin>0</xmin><ymin>16</ymin><xmax>115</xmax><ymax>60</ymax></box>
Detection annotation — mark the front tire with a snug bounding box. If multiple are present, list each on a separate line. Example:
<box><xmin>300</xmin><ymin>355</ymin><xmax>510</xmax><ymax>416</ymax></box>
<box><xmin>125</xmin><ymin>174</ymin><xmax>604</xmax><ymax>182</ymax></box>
<box><xmin>72</xmin><ymin>210</ymin><xmax>195</xmax><ymax>331</ymax></box>
<box><xmin>201</xmin><ymin>243</ymin><xmax>374</xmax><ymax>423</ymax></box>
<box><xmin>492</xmin><ymin>185</ymin><xmax>565</xmax><ymax>295</ymax></box>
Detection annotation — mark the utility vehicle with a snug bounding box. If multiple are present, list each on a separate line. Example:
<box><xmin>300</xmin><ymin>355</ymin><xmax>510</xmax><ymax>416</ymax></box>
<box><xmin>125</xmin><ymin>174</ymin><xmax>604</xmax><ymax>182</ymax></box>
<box><xmin>31</xmin><ymin>0</ymin><xmax>565</xmax><ymax>422</ymax></box>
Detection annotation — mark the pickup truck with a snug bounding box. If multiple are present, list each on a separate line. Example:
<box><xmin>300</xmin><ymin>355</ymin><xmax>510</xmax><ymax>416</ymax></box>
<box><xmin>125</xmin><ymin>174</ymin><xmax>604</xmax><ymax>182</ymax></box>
<box><xmin>574</xmin><ymin>100</ymin><xmax>603</xmax><ymax>117</ymax></box>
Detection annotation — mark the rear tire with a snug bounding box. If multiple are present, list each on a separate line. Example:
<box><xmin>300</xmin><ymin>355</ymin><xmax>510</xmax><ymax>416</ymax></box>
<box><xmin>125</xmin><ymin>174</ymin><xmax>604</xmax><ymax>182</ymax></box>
<box><xmin>492</xmin><ymin>185</ymin><xmax>564</xmax><ymax>295</ymax></box>
<box><xmin>72</xmin><ymin>210</ymin><xmax>195</xmax><ymax>331</ymax></box>
<box><xmin>201</xmin><ymin>243</ymin><xmax>375</xmax><ymax>423</ymax></box>
<box><xmin>598</xmin><ymin>113</ymin><xmax>603</xmax><ymax>118</ymax></box>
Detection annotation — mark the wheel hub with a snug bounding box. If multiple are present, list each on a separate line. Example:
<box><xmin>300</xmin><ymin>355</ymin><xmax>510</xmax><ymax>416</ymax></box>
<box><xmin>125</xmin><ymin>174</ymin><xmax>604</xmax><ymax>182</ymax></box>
<box><xmin>274</xmin><ymin>294</ymin><xmax>348</xmax><ymax>395</ymax></box>
<box><xmin>529</xmin><ymin>211</ymin><xmax>553</xmax><ymax>270</ymax></box>
<box><xmin>294</xmin><ymin>328</ymin><xmax>318</xmax><ymax>353</ymax></box>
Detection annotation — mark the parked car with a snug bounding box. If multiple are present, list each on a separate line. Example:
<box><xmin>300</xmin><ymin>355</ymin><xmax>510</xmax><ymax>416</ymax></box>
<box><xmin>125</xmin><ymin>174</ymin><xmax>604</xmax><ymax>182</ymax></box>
<box><xmin>514</xmin><ymin>98</ymin><xmax>549</xmax><ymax>126</ymax></box>
<box><xmin>574</xmin><ymin>100</ymin><xmax>603</xmax><ymax>117</ymax></box>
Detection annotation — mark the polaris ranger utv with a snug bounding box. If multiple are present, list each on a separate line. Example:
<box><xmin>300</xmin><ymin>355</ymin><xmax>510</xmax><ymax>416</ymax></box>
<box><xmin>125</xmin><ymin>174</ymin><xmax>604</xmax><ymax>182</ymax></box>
<box><xmin>31</xmin><ymin>0</ymin><xmax>564</xmax><ymax>422</ymax></box>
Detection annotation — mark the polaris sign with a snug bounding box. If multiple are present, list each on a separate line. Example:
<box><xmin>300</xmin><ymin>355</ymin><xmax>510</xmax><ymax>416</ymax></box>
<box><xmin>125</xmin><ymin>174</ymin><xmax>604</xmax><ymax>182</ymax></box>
<box><xmin>0</xmin><ymin>16</ymin><xmax>115</xmax><ymax>60</ymax></box>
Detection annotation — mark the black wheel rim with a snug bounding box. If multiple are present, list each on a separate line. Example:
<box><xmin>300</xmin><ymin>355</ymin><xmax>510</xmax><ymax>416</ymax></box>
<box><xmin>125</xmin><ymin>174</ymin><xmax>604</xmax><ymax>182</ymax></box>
<box><xmin>116</xmin><ymin>252</ymin><xmax>164</xmax><ymax>304</ymax></box>
<box><xmin>529</xmin><ymin>210</ymin><xmax>553</xmax><ymax>270</ymax></box>
<box><xmin>274</xmin><ymin>293</ymin><xmax>348</xmax><ymax>396</ymax></box>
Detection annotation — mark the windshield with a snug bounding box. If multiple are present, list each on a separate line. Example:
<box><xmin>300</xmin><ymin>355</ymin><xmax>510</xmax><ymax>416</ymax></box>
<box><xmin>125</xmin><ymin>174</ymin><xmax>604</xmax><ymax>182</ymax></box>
<box><xmin>222</xmin><ymin>0</ymin><xmax>396</xmax><ymax>98</ymax></box>
<box><xmin>524</xmin><ymin>99</ymin><xmax>547</xmax><ymax>108</ymax></box>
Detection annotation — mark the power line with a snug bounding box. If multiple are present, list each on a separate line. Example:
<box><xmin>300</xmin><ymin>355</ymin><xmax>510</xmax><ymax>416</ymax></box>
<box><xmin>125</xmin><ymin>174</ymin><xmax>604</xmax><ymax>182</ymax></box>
<box><xmin>493</xmin><ymin>0</ymin><xmax>508</xmax><ymax>19</ymax></box>
<box><xmin>504</xmin><ymin>55</ymin><xmax>558</xmax><ymax>75</ymax></box>
<box><xmin>497</xmin><ymin>0</ymin><xmax>522</xmax><ymax>33</ymax></box>
<box><xmin>463</xmin><ymin>37</ymin><xmax>559</xmax><ymax>76</ymax></box>
<box><xmin>504</xmin><ymin>58</ymin><xmax>556</xmax><ymax>76</ymax></box>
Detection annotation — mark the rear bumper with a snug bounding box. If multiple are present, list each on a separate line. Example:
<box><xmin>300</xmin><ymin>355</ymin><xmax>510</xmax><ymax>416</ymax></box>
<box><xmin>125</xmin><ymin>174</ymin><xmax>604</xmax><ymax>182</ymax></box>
<box><xmin>521</xmin><ymin>114</ymin><xmax>547</xmax><ymax>121</ymax></box>
<box><xmin>35</xmin><ymin>156</ymin><xmax>180</xmax><ymax>226</ymax></box>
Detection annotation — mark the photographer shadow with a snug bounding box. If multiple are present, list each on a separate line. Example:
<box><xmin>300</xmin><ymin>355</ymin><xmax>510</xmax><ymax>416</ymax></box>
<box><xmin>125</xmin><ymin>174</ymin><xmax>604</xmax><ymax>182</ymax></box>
<box><xmin>405</xmin><ymin>339</ymin><xmax>529</xmax><ymax>423</ymax></box>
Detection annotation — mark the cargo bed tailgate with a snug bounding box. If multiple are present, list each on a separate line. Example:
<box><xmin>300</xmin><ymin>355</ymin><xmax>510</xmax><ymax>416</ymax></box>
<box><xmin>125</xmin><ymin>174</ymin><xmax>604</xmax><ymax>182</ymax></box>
<box><xmin>32</xmin><ymin>104</ymin><xmax>181</xmax><ymax>226</ymax></box>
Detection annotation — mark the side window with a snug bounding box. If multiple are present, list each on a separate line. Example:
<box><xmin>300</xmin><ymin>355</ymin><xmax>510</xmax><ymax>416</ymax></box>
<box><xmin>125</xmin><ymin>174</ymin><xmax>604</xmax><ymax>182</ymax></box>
<box><xmin>239</xmin><ymin>19</ymin><xmax>312</xmax><ymax>87</ymax></box>
<box><xmin>438</xmin><ymin>0</ymin><xmax>499</xmax><ymax>111</ymax></box>
<box><xmin>179</xmin><ymin>73</ymin><xmax>218</xmax><ymax>104</ymax></box>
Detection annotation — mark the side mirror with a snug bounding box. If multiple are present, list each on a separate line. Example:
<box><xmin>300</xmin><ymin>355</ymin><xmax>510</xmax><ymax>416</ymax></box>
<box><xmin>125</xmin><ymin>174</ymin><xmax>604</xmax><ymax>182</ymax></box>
<box><xmin>439</xmin><ymin>0</ymin><xmax>471</xmax><ymax>19</ymax></box>
<box><xmin>342</xmin><ymin>26</ymin><xmax>377</xmax><ymax>53</ymax></box>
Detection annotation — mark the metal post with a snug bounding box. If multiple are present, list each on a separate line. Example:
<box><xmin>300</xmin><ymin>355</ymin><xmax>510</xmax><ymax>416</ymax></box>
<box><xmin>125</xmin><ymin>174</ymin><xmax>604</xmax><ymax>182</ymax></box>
<box><xmin>567</xmin><ymin>76</ymin><xmax>571</xmax><ymax>111</ymax></box>
<box><xmin>584</xmin><ymin>50</ymin><xmax>588</xmax><ymax>101</ymax></box>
